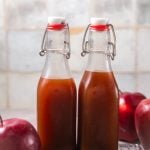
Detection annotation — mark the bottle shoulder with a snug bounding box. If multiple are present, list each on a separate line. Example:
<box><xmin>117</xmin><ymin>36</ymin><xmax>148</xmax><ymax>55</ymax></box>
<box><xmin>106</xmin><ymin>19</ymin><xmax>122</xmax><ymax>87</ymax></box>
<box><xmin>79</xmin><ymin>70</ymin><xmax>116</xmax><ymax>90</ymax></box>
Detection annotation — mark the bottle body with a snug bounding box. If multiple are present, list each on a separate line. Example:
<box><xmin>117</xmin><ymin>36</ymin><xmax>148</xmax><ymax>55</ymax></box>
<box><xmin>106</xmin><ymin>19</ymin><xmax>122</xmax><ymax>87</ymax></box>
<box><xmin>37</xmin><ymin>17</ymin><xmax>76</xmax><ymax>150</ymax></box>
<box><xmin>37</xmin><ymin>77</ymin><xmax>76</xmax><ymax>150</ymax></box>
<box><xmin>78</xmin><ymin>70</ymin><xmax>118</xmax><ymax>150</ymax></box>
<box><xmin>77</xmin><ymin>18</ymin><xmax>118</xmax><ymax>150</ymax></box>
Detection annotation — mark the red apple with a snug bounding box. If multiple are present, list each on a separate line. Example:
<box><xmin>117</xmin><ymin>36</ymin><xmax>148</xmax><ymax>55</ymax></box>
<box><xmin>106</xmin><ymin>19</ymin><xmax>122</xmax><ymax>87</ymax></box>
<box><xmin>0</xmin><ymin>116</ymin><xmax>41</xmax><ymax>150</ymax></box>
<box><xmin>119</xmin><ymin>92</ymin><xmax>146</xmax><ymax>143</ymax></box>
<box><xmin>135</xmin><ymin>99</ymin><xmax>150</xmax><ymax>150</ymax></box>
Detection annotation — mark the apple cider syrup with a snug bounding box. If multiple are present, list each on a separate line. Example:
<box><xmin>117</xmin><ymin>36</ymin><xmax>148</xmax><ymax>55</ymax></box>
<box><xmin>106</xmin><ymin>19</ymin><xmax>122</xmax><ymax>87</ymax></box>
<box><xmin>77</xmin><ymin>18</ymin><xmax>119</xmax><ymax>150</ymax></box>
<box><xmin>37</xmin><ymin>17</ymin><xmax>76</xmax><ymax>150</ymax></box>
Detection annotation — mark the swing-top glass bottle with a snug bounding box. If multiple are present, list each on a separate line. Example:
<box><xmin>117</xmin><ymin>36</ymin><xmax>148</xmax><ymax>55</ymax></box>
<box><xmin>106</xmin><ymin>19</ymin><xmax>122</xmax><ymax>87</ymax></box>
<box><xmin>77</xmin><ymin>18</ymin><xmax>119</xmax><ymax>150</ymax></box>
<box><xmin>37</xmin><ymin>17</ymin><xmax>76</xmax><ymax>150</ymax></box>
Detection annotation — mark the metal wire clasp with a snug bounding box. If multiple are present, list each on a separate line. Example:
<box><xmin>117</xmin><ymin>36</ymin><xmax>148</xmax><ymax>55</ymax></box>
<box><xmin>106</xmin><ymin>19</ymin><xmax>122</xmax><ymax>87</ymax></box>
<box><xmin>108</xmin><ymin>24</ymin><xmax>116</xmax><ymax>60</ymax></box>
<box><xmin>39</xmin><ymin>24</ymin><xmax>71</xmax><ymax>59</ymax></box>
<box><xmin>81</xmin><ymin>23</ymin><xmax>116</xmax><ymax>60</ymax></box>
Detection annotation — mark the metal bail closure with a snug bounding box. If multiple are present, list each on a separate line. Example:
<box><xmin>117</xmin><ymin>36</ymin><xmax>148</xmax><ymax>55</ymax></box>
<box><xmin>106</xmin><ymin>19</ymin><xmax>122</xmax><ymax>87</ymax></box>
<box><xmin>39</xmin><ymin>23</ymin><xmax>71</xmax><ymax>59</ymax></box>
<box><xmin>81</xmin><ymin>23</ymin><xmax>116</xmax><ymax>61</ymax></box>
<box><xmin>65</xmin><ymin>24</ymin><xmax>71</xmax><ymax>59</ymax></box>
<box><xmin>108</xmin><ymin>24</ymin><xmax>116</xmax><ymax>60</ymax></box>
<box><xmin>39</xmin><ymin>26</ymin><xmax>47</xmax><ymax>56</ymax></box>
<box><xmin>81</xmin><ymin>24</ymin><xmax>90</xmax><ymax>57</ymax></box>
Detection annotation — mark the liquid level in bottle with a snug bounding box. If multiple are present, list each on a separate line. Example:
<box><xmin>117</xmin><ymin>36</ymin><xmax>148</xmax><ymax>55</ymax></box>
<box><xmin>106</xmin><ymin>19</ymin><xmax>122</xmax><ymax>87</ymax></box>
<box><xmin>78</xmin><ymin>71</ymin><xmax>118</xmax><ymax>150</ymax></box>
<box><xmin>37</xmin><ymin>77</ymin><xmax>76</xmax><ymax>150</ymax></box>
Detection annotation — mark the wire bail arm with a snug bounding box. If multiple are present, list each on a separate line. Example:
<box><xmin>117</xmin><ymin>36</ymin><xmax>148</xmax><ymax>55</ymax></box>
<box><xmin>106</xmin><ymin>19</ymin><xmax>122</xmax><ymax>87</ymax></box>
<box><xmin>81</xmin><ymin>24</ymin><xmax>90</xmax><ymax>57</ymax></box>
<box><xmin>39</xmin><ymin>24</ymin><xmax>71</xmax><ymax>59</ymax></box>
<box><xmin>39</xmin><ymin>26</ymin><xmax>47</xmax><ymax>56</ymax></box>
<box><xmin>81</xmin><ymin>23</ymin><xmax>116</xmax><ymax>60</ymax></box>
<box><xmin>108</xmin><ymin>24</ymin><xmax>116</xmax><ymax>60</ymax></box>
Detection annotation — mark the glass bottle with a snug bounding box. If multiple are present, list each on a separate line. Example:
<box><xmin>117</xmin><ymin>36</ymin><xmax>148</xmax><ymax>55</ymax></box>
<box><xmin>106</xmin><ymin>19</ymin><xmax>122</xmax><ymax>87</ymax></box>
<box><xmin>77</xmin><ymin>18</ymin><xmax>118</xmax><ymax>150</ymax></box>
<box><xmin>37</xmin><ymin>17</ymin><xmax>76</xmax><ymax>150</ymax></box>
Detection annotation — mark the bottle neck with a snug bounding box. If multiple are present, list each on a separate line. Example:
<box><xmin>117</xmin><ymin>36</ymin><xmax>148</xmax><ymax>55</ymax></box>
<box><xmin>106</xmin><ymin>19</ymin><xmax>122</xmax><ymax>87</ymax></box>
<box><xmin>86</xmin><ymin>29</ymin><xmax>112</xmax><ymax>72</ymax></box>
<box><xmin>89</xmin><ymin>29</ymin><xmax>109</xmax><ymax>52</ymax></box>
<box><xmin>41</xmin><ymin>51</ymin><xmax>71</xmax><ymax>79</ymax></box>
<box><xmin>41</xmin><ymin>28</ymin><xmax>71</xmax><ymax>79</ymax></box>
<box><xmin>86</xmin><ymin>53</ymin><xmax>112</xmax><ymax>72</ymax></box>
<box><xmin>46</xmin><ymin>29</ymin><xmax>67</xmax><ymax>50</ymax></box>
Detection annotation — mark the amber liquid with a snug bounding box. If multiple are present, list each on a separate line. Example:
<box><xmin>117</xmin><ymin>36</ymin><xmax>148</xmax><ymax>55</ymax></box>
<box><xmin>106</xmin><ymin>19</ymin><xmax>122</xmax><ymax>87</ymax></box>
<box><xmin>37</xmin><ymin>77</ymin><xmax>76</xmax><ymax>150</ymax></box>
<box><xmin>77</xmin><ymin>71</ymin><xmax>118</xmax><ymax>150</ymax></box>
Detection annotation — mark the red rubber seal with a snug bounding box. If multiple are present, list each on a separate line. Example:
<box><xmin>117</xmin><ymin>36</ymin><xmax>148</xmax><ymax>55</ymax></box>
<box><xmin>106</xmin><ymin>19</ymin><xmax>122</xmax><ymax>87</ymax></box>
<box><xmin>90</xmin><ymin>24</ymin><xmax>109</xmax><ymax>31</ymax></box>
<box><xmin>47</xmin><ymin>23</ymin><xmax>66</xmax><ymax>30</ymax></box>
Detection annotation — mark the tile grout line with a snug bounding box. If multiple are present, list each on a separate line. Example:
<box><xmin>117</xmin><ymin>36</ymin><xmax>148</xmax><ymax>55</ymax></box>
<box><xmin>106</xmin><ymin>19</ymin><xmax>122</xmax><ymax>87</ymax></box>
<box><xmin>1</xmin><ymin>70</ymin><xmax>150</xmax><ymax>74</ymax></box>
<box><xmin>134</xmin><ymin>27</ymin><xmax>138</xmax><ymax>91</ymax></box>
<box><xmin>133</xmin><ymin>0</ymin><xmax>138</xmax><ymax>91</ymax></box>
<box><xmin>3</xmin><ymin>0</ymin><xmax>10</xmax><ymax>109</ymax></box>
<box><xmin>4</xmin><ymin>25</ymin><xmax>150</xmax><ymax>35</ymax></box>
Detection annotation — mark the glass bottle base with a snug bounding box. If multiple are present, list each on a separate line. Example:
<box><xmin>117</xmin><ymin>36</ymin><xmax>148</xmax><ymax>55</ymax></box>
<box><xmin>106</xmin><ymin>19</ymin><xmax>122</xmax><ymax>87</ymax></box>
<box><xmin>119</xmin><ymin>141</ymin><xmax>143</xmax><ymax>150</ymax></box>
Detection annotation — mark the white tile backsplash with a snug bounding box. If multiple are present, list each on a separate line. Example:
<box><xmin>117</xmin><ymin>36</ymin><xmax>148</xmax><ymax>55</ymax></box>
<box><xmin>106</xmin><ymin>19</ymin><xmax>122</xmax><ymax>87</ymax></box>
<box><xmin>112</xmin><ymin>29</ymin><xmax>136</xmax><ymax>72</ymax></box>
<box><xmin>137</xmin><ymin>73</ymin><xmax>150</xmax><ymax>98</ymax></box>
<box><xmin>0</xmin><ymin>0</ymin><xmax>4</xmax><ymax>28</ymax></box>
<box><xmin>5</xmin><ymin>0</ymin><xmax>47</xmax><ymax>29</ymax></box>
<box><xmin>0</xmin><ymin>30</ymin><xmax>7</xmax><ymax>70</ymax></box>
<box><xmin>72</xmin><ymin>71</ymin><xmax>82</xmax><ymax>88</ymax></box>
<box><xmin>114</xmin><ymin>73</ymin><xmax>136</xmax><ymax>92</ymax></box>
<box><xmin>0</xmin><ymin>72</ymin><xmax>8</xmax><ymax>109</ymax></box>
<box><xmin>9</xmin><ymin>73</ymin><xmax>40</xmax><ymax>109</ymax></box>
<box><xmin>88</xmin><ymin>0</ymin><xmax>135</xmax><ymax>25</ymax></box>
<box><xmin>137</xmin><ymin>0</ymin><xmax>150</xmax><ymax>24</ymax></box>
<box><xmin>137</xmin><ymin>28</ymin><xmax>150</xmax><ymax>71</ymax></box>
<box><xmin>69</xmin><ymin>33</ymin><xmax>88</xmax><ymax>72</ymax></box>
<box><xmin>48</xmin><ymin>0</ymin><xmax>89</xmax><ymax>27</ymax></box>
<box><xmin>8</xmin><ymin>31</ymin><xmax>44</xmax><ymax>72</ymax></box>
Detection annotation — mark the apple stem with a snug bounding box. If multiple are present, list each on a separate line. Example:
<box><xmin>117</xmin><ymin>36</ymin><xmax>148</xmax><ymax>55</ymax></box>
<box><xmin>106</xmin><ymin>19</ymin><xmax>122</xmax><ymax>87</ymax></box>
<box><xmin>0</xmin><ymin>115</ymin><xmax>3</xmax><ymax>127</ymax></box>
